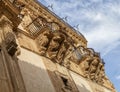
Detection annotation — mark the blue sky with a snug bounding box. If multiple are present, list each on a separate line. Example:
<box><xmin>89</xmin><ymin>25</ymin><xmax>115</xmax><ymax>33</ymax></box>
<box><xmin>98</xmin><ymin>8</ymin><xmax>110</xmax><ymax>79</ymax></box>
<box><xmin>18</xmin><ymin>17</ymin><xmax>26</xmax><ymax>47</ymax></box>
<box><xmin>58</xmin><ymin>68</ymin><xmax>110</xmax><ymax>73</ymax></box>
<box><xmin>38</xmin><ymin>0</ymin><xmax>120</xmax><ymax>91</ymax></box>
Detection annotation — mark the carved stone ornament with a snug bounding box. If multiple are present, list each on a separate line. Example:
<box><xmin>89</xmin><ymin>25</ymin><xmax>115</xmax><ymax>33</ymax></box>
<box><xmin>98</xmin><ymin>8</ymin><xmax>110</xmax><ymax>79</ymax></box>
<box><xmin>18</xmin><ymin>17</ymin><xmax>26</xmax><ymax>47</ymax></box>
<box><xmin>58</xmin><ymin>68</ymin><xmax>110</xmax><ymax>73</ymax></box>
<box><xmin>45</xmin><ymin>33</ymin><xmax>64</xmax><ymax>58</ymax></box>
<box><xmin>56</xmin><ymin>41</ymin><xmax>69</xmax><ymax>64</ymax></box>
<box><xmin>51</xmin><ymin>22</ymin><xmax>60</xmax><ymax>31</ymax></box>
<box><xmin>83</xmin><ymin>58</ymin><xmax>93</xmax><ymax>78</ymax></box>
<box><xmin>46</xmin><ymin>34</ymin><xmax>63</xmax><ymax>59</ymax></box>
<box><xmin>89</xmin><ymin>59</ymin><xmax>99</xmax><ymax>80</ymax></box>
<box><xmin>36</xmin><ymin>30</ymin><xmax>51</xmax><ymax>55</ymax></box>
<box><xmin>63</xmin><ymin>45</ymin><xmax>74</xmax><ymax>68</ymax></box>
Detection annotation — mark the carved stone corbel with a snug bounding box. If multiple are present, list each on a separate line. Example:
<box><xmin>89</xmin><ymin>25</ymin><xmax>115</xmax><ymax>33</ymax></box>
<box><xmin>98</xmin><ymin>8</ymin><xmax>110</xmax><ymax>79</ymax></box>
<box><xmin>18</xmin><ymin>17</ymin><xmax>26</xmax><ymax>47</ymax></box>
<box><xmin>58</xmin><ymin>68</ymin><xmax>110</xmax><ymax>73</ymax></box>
<box><xmin>36</xmin><ymin>30</ymin><xmax>51</xmax><ymax>55</ymax></box>
<box><xmin>97</xmin><ymin>66</ymin><xmax>105</xmax><ymax>85</ymax></box>
<box><xmin>89</xmin><ymin>59</ymin><xmax>99</xmax><ymax>80</ymax></box>
<box><xmin>82</xmin><ymin>57</ymin><xmax>93</xmax><ymax>78</ymax></box>
<box><xmin>46</xmin><ymin>33</ymin><xmax>64</xmax><ymax>60</ymax></box>
<box><xmin>63</xmin><ymin>45</ymin><xmax>73</xmax><ymax>68</ymax></box>
<box><xmin>56</xmin><ymin>41</ymin><xmax>69</xmax><ymax>64</ymax></box>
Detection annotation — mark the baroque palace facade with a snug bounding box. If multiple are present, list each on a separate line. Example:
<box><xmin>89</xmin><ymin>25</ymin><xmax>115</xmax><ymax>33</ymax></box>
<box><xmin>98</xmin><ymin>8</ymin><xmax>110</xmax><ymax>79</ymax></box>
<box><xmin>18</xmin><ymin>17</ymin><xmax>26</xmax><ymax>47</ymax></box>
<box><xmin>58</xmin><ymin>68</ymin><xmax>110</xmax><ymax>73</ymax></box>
<box><xmin>0</xmin><ymin>0</ymin><xmax>116</xmax><ymax>92</ymax></box>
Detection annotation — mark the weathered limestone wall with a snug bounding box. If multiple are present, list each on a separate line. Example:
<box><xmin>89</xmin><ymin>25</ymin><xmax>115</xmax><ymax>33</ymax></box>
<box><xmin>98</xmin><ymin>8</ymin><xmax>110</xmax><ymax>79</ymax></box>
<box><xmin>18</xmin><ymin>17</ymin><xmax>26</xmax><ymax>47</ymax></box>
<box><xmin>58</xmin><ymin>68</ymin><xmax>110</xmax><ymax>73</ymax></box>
<box><xmin>0</xmin><ymin>52</ymin><xmax>11</xmax><ymax>92</ymax></box>
<box><xmin>42</xmin><ymin>56</ymin><xmax>79</xmax><ymax>92</ymax></box>
<box><xmin>70</xmin><ymin>71</ymin><xmax>93</xmax><ymax>92</ymax></box>
<box><xmin>17</xmin><ymin>48</ymin><xmax>55</xmax><ymax>92</ymax></box>
<box><xmin>70</xmin><ymin>71</ymin><xmax>113</xmax><ymax>92</ymax></box>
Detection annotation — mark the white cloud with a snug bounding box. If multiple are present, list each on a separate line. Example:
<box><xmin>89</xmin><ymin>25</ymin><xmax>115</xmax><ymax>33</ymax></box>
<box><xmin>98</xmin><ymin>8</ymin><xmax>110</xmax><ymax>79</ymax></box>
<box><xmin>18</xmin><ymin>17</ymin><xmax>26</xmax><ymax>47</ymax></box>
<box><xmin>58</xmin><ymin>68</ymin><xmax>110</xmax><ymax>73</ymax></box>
<box><xmin>116</xmin><ymin>75</ymin><xmax>120</xmax><ymax>80</ymax></box>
